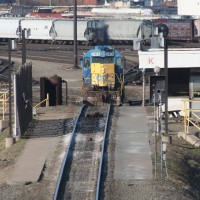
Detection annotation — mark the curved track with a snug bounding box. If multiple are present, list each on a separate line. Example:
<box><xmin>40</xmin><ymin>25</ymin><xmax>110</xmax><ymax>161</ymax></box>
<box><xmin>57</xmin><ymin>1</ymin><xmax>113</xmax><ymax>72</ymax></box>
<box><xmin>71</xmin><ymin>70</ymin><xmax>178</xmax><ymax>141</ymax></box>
<box><xmin>54</xmin><ymin>104</ymin><xmax>111</xmax><ymax>200</ymax></box>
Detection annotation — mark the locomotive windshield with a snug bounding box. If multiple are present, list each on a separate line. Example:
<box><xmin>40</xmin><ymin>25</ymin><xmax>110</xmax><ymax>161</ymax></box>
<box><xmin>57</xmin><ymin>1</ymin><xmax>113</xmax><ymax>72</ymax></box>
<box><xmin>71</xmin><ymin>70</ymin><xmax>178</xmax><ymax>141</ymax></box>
<box><xmin>92</xmin><ymin>57</ymin><xmax>114</xmax><ymax>63</ymax></box>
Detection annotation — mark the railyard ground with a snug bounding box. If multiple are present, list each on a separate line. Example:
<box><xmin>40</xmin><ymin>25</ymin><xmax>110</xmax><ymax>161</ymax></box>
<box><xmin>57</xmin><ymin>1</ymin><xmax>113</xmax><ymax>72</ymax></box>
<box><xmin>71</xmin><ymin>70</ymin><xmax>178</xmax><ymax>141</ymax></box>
<box><xmin>0</xmin><ymin>59</ymin><xmax>200</xmax><ymax>199</ymax></box>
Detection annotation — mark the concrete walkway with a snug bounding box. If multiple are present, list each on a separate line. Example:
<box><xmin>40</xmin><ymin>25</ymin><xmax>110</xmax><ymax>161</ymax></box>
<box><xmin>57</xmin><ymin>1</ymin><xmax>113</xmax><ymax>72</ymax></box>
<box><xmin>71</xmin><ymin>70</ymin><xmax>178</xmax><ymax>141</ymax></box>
<box><xmin>9</xmin><ymin>137</ymin><xmax>58</xmax><ymax>183</ymax></box>
<box><xmin>114</xmin><ymin>106</ymin><xmax>153</xmax><ymax>180</ymax></box>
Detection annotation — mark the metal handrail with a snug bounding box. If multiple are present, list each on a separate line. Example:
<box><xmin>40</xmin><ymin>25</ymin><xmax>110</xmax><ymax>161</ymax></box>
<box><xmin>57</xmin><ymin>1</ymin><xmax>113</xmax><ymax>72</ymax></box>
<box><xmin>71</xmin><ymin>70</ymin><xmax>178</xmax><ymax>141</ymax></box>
<box><xmin>0</xmin><ymin>82</ymin><xmax>9</xmax><ymax>88</ymax></box>
<box><xmin>183</xmin><ymin>99</ymin><xmax>200</xmax><ymax>133</ymax></box>
<box><xmin>34</xmin><ymin>93</ymin><xmax>49</xmax><ymax>108</ymax></box>
<box><xmin>0</xmin><ymin>90</ymin><xmax>9</xmax><ymax>120</ymax></box>
<box><xmin>115</xmin><ymin>73</ymin><xmax>124</xmax><ymax>95</ymax></box>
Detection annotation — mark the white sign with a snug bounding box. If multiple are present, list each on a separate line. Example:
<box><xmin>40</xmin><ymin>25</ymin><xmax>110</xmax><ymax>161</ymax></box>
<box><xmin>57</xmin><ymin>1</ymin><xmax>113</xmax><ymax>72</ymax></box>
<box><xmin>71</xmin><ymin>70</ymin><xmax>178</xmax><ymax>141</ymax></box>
<box><xmin>178</xmin><ymin>0</ymin><xmax>200</xmax><ymax>16</ymax></box>
<box><xmin>138</xmin><ymin>48</ymin><xmax>200</xmax><ymax>69</ymax></box>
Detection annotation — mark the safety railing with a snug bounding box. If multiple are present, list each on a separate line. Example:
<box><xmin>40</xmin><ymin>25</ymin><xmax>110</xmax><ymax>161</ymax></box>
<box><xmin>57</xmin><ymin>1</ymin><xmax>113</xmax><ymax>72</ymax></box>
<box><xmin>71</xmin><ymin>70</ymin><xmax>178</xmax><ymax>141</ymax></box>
<box><xmin>34</xmin><ymin>93</ymin><xmax>49</xmax><ymax>108</ymax></box>
<box><xmin>115</xmin><ymin>73</ymin><xmax>124</xmax><ymax>95</ymax></box>
<box><xmin>183</xmin><ymin>99</ymin><xmax>200</xmax><ymax>133</ymax></box>
<box><xmin>0</xmin><ymin>82</ymin><xmax>9</xmax><ymax>88</ymax></box>
<box><xmin>0</xmin><ymin>90</ymin><xmax>9</xmax><ymax>120</ymax></box>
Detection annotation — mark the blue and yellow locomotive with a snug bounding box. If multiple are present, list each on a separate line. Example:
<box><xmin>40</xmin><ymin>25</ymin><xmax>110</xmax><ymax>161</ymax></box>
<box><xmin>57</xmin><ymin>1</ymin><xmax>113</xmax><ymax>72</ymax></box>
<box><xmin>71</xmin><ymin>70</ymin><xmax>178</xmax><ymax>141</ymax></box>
<box><xmin>81</xmin><ymin>46</ymin><xmax>125</xmax><ymax>106</ymax></box>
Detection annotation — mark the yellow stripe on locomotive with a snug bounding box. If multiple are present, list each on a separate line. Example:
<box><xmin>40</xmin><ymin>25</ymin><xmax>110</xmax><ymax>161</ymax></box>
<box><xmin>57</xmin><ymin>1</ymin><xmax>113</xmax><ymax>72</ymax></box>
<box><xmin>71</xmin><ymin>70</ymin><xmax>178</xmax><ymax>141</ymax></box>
<box><xmin>91</xmin><ymin>63</ymin><xmax>115</xmax><ymax>87</ymax></box>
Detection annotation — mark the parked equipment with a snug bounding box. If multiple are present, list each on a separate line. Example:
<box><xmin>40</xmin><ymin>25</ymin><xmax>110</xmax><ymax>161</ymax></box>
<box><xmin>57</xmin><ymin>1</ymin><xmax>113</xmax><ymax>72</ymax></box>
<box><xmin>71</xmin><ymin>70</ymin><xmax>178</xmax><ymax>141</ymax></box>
<box><xmin>80</xmin><ymin>46</ymin><xmax>125</xmax><ymax>106</ymax></box>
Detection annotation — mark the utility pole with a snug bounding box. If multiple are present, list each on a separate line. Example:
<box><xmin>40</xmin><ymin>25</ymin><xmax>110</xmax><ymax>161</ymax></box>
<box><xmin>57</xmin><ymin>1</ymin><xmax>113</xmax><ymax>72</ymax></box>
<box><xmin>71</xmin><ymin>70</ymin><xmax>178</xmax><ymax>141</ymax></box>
<box><xmin>164</xmin><ymin>37</ymin><xmax>168</xmax><ymax>135</ymax></box>
<box><xmin>22</xmin><ymin>29</ymin><xmax>26</xmax><ymax>65</ymax></box>
<box><xmin>8</xmin><ymin>39</ymin><xmax>12</xmax><ymax>138</ymax></box>
<box><xmin>73</xmin><ymin>0</ymin><xmax>78</xmax><ymax>69</ymax></box>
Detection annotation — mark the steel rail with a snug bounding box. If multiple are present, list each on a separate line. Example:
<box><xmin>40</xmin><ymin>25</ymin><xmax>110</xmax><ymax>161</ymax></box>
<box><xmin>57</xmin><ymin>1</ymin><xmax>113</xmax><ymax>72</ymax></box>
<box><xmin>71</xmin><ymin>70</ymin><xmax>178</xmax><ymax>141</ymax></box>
<box><xmin>96</xmin><ymin>104</ymin><xmax>111</xmax><ymax>200</ymax></box>
<box><xmin>0</xmin><ymin>64</ymin><xmax>8</xmax><ymax>74</ymax></box>
<box><xmin>53</xmin><ymin>104</ymin><xmax>87</xmax><ymax>200</ymax></box>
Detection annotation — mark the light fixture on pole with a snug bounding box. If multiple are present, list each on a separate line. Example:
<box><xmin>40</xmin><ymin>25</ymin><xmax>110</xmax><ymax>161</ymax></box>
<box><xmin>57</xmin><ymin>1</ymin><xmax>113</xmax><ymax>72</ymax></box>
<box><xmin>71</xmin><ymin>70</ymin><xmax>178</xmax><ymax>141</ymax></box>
<box><xmin>154</xmin><ymin>66</ymin><xmax>160</xmax><ymax>76</ymax></box>
<box><xmin>22</xmin><ymin>28</ymin><xmax>30</xmax><ymax>65</ymax></box>
<box><xmin>155</xmin><ymin>23</ymin><xmax>169</xmax><ymax>135</ymax></box>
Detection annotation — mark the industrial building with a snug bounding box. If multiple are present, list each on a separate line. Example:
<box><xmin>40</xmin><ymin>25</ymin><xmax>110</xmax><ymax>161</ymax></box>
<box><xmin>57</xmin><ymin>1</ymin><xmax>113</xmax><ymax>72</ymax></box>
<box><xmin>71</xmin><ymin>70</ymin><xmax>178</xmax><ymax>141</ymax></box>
<box><xmin>138</xmin><ymin>48</ymin><xmax>200</xmax><ymax>113</ymax></box>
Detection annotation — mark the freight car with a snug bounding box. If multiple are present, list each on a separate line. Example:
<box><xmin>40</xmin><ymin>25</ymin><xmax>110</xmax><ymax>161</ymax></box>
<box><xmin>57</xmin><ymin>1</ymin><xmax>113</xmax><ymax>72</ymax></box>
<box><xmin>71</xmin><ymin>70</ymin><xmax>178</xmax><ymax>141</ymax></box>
<box><xmin>21</xmin><ymin>18</ymin><xmax>55</xmax><ymax>42</ymax></box>
<box><xmin>84</xmin><ymin>18</ymin><xmax>154</xmax><ymax>45</ymax></box>
<box><xmin>0</xmin><ymin>17</ymin><xmax>199</xmax><ymax>45</ymax></box>
<box><xmin>0</xmin><ymin>18</ymin><xmax>88</xmax><ymax>44</ymax></box>
<box><xmin>81</xmin><ymin>46</ymin><xmax>125</xmax><ymax>106</ymax></box>
<box><xmin>152</xmin><ymin>18</ymin><xmax>197</xmax><ymax>42</ymax></box>
<box><xmin>0</xmin><ymin>18</ymin><xmax>21</xmax><ymax>39</ymax></box>
<box><xmin>53</xmin><ymin>19</ymin><xmax>88</xmax><ymax>44</ymax></box>
<box><xmin>84</xmin><ymin>18</ymin><xmax>200</xmax><ymax>45</ymax></box>
<box><xmin>0</xmin><ymin>18</ymin><xmax>56</xmax><ymax>42</ymax></box>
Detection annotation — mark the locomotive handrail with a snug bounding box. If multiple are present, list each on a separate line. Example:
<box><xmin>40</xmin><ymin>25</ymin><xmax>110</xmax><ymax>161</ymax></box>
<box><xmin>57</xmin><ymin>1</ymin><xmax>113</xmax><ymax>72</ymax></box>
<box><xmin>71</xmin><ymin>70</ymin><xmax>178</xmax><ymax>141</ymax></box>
<box><xmin>115</xmin><ymin>73</ymin><xmax>124</xmax><ymax>94</ymax></box>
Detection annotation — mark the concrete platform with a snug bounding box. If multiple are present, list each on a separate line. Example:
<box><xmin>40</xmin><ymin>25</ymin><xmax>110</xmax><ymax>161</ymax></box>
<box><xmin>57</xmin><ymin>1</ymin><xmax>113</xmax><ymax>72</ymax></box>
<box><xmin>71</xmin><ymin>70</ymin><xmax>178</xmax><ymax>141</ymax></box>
<box><xmin>9</xmin><ymin>137</ymin><xmax>58</xmax><ymax>183</ymax></box>
<box><xmin>114</xmin><ymin>106</ymin><xmax>153</xmax><ymax>180</ymax></box>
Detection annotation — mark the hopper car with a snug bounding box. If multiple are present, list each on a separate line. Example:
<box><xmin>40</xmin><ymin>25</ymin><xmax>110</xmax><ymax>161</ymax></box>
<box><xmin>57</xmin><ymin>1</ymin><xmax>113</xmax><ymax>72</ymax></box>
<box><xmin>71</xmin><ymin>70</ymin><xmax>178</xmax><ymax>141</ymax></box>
<box><xmin>21</xmin><ymin>18</ymin><xmax>55</xmax><ymax>41</ymax></box>
<box><xmin>81</xmin><ymin>46</ymin><xmax>125</xmax><ymax>106</ymax></box>
<box><xmin>0</xmin><ymin>18</ymin><xmax>56</xmax><ymax>42</ymax></box>
<box><xmin>0</xmin><ymin>17</ymin><xmax>199</xmax><ymax>45</ymax></box>
<box><xmin>53</xmin><ymin>19</ymin><xmax>87</xmax><ymax>44</ymax></box>
<box><xmin>0</xmin><ymin>18</ymin><xmax>22</xmax><ymax>40</ymax></box>
<box><xmin>84</xmin><ymin>19</ymin><xmax>153</xmax><ymax>45</ymax></box>
<box><xmin>0</xmin><ymin>18</ymin><xmax>88</xmax><ymax>44</ymax></box>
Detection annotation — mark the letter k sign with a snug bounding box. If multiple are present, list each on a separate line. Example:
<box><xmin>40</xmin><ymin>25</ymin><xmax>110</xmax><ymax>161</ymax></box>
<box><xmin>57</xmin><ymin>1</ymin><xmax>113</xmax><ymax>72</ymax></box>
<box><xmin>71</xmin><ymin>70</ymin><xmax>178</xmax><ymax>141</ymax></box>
<box><xmin>148</xmin><ymin>57</ymin><xmax>154</xmax><ymax>64</ymax></box>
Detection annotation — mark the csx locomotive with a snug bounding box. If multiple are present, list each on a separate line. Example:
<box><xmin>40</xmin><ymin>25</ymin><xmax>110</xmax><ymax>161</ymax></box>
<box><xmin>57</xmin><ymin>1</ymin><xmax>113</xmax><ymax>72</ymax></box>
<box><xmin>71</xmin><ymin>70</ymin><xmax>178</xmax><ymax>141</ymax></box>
<box><xmin>81</xmin><ymin>46</ymin><xmax>125</xmax><ymax>106</ymax></box>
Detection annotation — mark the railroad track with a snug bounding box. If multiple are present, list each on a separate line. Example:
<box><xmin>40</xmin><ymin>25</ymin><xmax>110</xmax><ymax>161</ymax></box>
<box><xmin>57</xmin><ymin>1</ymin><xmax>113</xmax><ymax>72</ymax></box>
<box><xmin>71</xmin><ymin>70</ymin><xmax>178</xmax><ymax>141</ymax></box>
<box><xmin>0</xmin><ymin>59</ymin><xmax>12</xmax><ymax>81</ymax></box>
<box><xmin>0</xmin><ymin>42</ymin><xmax>136</xmax><ymax>64</ymax></box>
<box><xmin>54</xmin><ymin>104</ymin><xmax>111</xmax><ymax>200</ymax></box>
<box><xmin>0</xmin><ymin>41</ymin><xmax>199</xmax><ymax>69</ymax></box>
